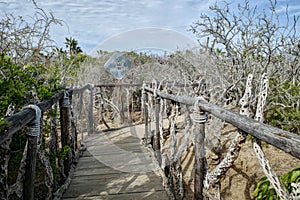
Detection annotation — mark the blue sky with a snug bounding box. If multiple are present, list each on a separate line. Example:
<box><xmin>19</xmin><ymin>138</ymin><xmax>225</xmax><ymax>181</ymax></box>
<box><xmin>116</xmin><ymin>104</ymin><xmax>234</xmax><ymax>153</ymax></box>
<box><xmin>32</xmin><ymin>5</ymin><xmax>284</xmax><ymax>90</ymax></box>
<box><xmin>0</xmin><ymin>0</ymin><xmax>299</xmax><ymax>54</ymax></box>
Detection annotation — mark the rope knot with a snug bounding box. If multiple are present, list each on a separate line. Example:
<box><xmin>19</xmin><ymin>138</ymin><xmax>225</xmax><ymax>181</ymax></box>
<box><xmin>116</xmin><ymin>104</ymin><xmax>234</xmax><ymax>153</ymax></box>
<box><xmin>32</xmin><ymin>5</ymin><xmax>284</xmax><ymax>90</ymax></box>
<box><xmin>192</xmin><ymin>97</ymin><xmax>207</xmax><ymax>123</ymax></box>
<box><xmin>23</xmin><ymin>105</ymin><xmax>41</xmax><ymax>137</ymax></box>
<box><xmin>62</xmin><ymin>92</ymin><xmax>70</xmax><ymax>108</ymax></box>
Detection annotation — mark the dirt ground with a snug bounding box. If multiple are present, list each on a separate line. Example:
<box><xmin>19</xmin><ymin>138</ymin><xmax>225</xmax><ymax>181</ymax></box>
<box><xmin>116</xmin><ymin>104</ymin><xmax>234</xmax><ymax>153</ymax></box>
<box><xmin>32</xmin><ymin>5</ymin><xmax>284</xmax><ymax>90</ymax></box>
<box><xmin>180</xmin><ymin>123</ymin><xmax>299</xmax><ymax>200</ymax></box>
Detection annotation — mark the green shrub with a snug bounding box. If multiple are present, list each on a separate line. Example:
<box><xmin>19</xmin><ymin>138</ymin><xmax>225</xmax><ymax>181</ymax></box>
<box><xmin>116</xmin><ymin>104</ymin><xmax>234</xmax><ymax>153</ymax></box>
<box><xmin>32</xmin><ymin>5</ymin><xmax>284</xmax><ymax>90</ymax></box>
<box><xmin>265</xmin><ymin>78</ymin><xmax>300</xmax><ymax>134</ymax></box>
<box><xmin>254</xmin><ymin>166</ymin><xmax>300</xmax><ymax>199</ymax></box>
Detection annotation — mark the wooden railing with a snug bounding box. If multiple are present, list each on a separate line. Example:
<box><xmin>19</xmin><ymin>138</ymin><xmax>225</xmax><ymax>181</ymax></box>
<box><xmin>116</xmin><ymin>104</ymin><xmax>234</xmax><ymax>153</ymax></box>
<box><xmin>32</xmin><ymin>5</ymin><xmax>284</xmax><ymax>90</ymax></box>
<box><xmin>142</xmin><ymin>83</ymin><xmax>300</xmax><ymax>199</ymax></box>
<box><xmin>1</xmin><ymin>81</ymin><xmax>299</xmax><ymax>199</ymax></box>
<box><xmin>0</xmin><ymin>84</ymin><xmax>94</xmax><ymax>200</ymax></box>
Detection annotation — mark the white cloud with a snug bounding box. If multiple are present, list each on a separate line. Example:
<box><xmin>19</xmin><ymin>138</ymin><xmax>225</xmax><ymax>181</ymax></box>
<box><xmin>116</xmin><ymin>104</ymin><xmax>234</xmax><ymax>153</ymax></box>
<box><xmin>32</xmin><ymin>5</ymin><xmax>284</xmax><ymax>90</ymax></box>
<box><xmin>2</xmin><ymin>0</ymin><xmax>298</xmax><ymax>53</ymax></box>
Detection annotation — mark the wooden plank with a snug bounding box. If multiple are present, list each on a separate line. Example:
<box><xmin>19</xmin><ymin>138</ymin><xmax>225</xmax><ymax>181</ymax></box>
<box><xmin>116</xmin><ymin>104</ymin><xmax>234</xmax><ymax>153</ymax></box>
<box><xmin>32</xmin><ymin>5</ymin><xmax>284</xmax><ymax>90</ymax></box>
<box><xmin>83</xmin><ymin>133</ymin><xmax>148</xmax><ymax>157</ymax></box>
<box><xmin>63</xmin><ymin>190</ymin><xmax>168</xmax><ymax>200</ymax></box>
<box><xmin>82</xmin><ymin>144</ymin><xmax>147</xmax><ymax>156</ymax></box>
<box><xmin>81</xmin><ymin>145</ymin><xmax>145</xmax><ymax>157</ymax></box>
<box><xmin>66</xmin><ymin>173</ymin><xmax>164</xmax><ymax>192</ymax></box>
<box><xmin>63</xmin><ymin>126</ymin><xmax>168</xmax><ymax>200</ymax></box>
<box><xmin>74</xmin><ymin>157</ymin><xmax>154</xmax><ymax>175</ymax></box>
<box><xmin>73</xmin><ymin>159</ymin><xmax>155</xmax><ymax>176</ymax></box>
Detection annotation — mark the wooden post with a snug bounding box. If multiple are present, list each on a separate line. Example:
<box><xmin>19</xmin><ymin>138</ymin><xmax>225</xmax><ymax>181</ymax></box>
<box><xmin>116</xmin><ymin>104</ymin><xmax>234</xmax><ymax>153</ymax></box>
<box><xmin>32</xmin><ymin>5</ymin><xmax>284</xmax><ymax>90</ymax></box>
<box><xmin>99</xmin><ymin>87</ymin><xmax>110</xmax><ymax>129</ymax></box>
<box><xmin>59</xmin><ymin>92</ymin><xmax>70</xmax><ymax>177</ymax></box>
<box><xmin>69</xmin><ymin>92</ymin><xmax>77</xmax><ymax>156</ymax></box>
<box><xmin>0</xmin><ymin>140</ymin><xmax>10</xmax><ymax>200</ymax></box>
<box><xmin>22</xmin><ymin>105</ymin><xmax>41</xmax><ymax>200</ymax></box>
<box><xmin>141</xmin><ymin>86</ymin><xmax>145</xmax><ymax>122</ymax></box>
<box><xmin>49</xmin><ymin>104</ymin><xmax>58</xmax><ymax>157</ymax></box>
<box><xmin>193</xmin><ymin>102</ymin><xmax>207</xmax><ymax>200</ymax></box>
<box><xmin>154</xmin><ymin>97</ymin><xmax>162</xmax><ymax>165</ymax></box>
<box><xmin>118</xmin><ymin>80</ymin><xmax>125</xmax><ymax>124</ymax></box>
<box><xmin>144</xmin><ymin>92</ymin><xmax>149</xmax><ymax>141</ymax></box>
<box><xmin>88</xmin><ymin>85</ymin><xmax>94</xmax><ymax>135</ymax></box>
<box><xmin>49</xmin><ymin>104</ymin><xmax>59</xmax><ymax>190</ymax></box>
<box><xmin>24</xmin><ymin>136</ymin><xmax>38</xmax><ymax>200</ymax></box>
<box><xmin>126</xmin><ymin>88</ymin><xmax>131</xmax><ymax>123</ymax></box>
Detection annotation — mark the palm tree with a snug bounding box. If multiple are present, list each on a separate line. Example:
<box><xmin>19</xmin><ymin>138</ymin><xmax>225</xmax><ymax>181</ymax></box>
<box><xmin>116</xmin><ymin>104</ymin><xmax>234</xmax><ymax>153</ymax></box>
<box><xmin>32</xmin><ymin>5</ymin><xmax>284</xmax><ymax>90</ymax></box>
<box><xmin>65</xmin><ymin>37</ymin><xmax>82</xmax><ymax>55</ymax></box>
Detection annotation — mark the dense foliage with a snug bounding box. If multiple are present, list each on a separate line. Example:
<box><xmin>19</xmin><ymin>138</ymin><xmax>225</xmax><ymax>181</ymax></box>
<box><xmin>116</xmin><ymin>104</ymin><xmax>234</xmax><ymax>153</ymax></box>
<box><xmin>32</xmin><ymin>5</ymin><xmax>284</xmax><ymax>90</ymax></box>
<box><xmin>0</xmin><ymin>13</ymin><xmax>86</xmax><ymax>116</ymax></box>
<box><xmin>0</xmin><ymin>3</ymin><xmax>87</xmax><ymax>198</ymax></box>
<box><xmin>0</xmin><ymin>53</ymin><xmax>60</xmax><ymax>116</ymax></box>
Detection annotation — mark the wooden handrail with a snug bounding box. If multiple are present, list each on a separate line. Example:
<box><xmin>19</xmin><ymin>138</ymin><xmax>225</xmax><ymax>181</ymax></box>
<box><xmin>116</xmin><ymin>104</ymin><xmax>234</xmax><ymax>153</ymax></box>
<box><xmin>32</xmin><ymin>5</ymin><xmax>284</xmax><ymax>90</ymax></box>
<box><xmin>0</xmin><ymin>92</ymin><xmax>64</xmax><ymax>144</ymax></box>
<box><xmin>1</xmin><ymin>82</ymin><xmax>298</xmax><ymax>199</ymax></box>
<box><xmin>94</xmin><ymin>81</ymin><xmax>203</xmax><ymax>88</ymax></box>
<box><xmin>144</xmin><ymin>86</ymin><xmax>300</xmax><ymax>159</ymax></box>
<box><xmin>0</xmin><ymin>84</ymin><xmax>93</xmax><ymax>200</ymax></box>
<box><xmin>0</xmin><ymin>83</ymin><xmax>95</xmax><ymax>144</ymax></box>
<box><xmin>70</xmin><ymin>83</ymin><xmax>94</xmax><ymax>94</ymax></box>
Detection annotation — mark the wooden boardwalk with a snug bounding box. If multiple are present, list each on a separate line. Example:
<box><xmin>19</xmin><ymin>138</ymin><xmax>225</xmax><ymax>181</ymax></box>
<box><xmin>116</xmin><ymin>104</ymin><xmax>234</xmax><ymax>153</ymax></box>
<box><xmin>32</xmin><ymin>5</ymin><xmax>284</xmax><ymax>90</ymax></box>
<box><xmin>63</xmin><ymin>125</ymin><xmax>168</xmax><ymax>200</ymax></box>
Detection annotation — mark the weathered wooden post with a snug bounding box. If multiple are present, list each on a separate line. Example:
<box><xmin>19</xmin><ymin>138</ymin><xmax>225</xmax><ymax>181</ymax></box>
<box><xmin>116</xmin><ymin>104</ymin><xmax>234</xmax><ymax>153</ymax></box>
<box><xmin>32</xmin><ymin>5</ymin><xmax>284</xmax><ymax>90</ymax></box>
<box><xmin>169</xmin><ymin>102</ymin><xmax>185</xmax><ymax>199</ymax></box>
<box><xmin>0</xmin><ymin>140</ymin><xmax>9</xmax><ymax>200</ymax></box>
<box><xmin>141</xmin><ymin>85</ymin><xmax>145</xmax><ymax>122</ymax></box>
<box><xmin>118</xmin><ymin>80</ymin><xmax>125</xmax><ymax>124</ymax></box>
<box><xmin>126</xmin><ymin>88</ymin><xmax>131</xmax><ymax>123</ymax></box>
<box><xmin>59</xmin><ymin>92</ymin><xmax>71</xmax><ymax>178</ymax></box>
<box><xmin>69</xmin><ymin>91</ymin><xmax>77</xmax><ymax>158</ymax></box>
<box><xmin>99</xmin><ymin>86</ymin><xmax>110</xmax><ymax>129</ymax></box>
<box><xmin>23</xmin><ymin>105</ymin><xmax>41</xmax><ymax>200</ymax></box>
<box><xmin>144</xmin><ymin>91</ymin><xmax>149</xmax><ymax>142</ymax></box>
<box><xmin>49</xmin><ymin>103</ymin><xmax>59</xmax><ymax>160</ymax></box>
<box><xmin>193</xmin><ymin>99</ymin><xmax>207</xmax><ymax>200</ymax></box>
<box><xmin>154</xmin><ymin>96</ymin><xmax>162</xmax><ymax>165</ymax></box>
<box><xmin>24</xmin><ymin>136</ymin><xmax>38</xmax><ymax>200</ymax></box>
<box><xmin>88</xmin><ymin>84</ymin><xmax>94</xmax><ymax>135</ymax></box>
<box><xmin>0</xmin><ymin>105</ymin><xmax>16</xmax><ymax>200</ymax></box>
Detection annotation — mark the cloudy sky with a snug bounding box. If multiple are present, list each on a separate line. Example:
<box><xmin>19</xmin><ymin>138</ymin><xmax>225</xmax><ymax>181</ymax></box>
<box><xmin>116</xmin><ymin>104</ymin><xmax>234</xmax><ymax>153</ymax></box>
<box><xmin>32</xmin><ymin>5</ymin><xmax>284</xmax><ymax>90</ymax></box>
<box><xmin>0</xmin><ymin>0</ymin><xmax>299</xmax><ymax>54</ymax></box>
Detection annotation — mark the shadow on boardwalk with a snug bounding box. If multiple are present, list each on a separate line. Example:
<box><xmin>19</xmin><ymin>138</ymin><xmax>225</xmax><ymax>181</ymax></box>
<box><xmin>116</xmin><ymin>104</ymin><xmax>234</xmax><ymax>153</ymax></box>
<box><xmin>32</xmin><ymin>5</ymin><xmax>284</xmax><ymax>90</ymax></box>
<box><xmin>63</xmin><ymin>126</ymin><xmax>168</xmax><ymax>199</ymax></box>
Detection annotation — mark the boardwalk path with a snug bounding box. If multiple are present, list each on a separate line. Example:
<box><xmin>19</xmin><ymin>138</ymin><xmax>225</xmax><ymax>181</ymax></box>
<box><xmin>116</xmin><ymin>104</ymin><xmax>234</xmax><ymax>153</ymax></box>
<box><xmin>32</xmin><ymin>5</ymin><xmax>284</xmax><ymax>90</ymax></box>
<box><xmin>63</xmin><ymin>124</ymin><xmax>168</xmax><ymax>199</ymax></box>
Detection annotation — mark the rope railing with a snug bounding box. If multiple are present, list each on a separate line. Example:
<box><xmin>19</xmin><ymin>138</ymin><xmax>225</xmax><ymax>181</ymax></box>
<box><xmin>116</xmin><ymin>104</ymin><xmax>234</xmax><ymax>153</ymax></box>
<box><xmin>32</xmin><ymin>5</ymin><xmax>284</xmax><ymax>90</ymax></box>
<box><xmin>1</xmin><ymin>80</ymin><xmax>299</xmax><ymax>199</ymax></box>
<box><xmin>142</xmin><ymin>81</ymin><xmax>300</xmax><ymax>199</ymax></box>
<box><xmin>94</xmin><ymin>81</ymin><xmax>203</xmax><ymax>88</ymax></box>
<box><xmin>0</xmin><ymin>84</ymin><xmax>93</xmax><ymax>200</ymax></box>
<box><xmin>143</xmin><ymin>86</ymin><xmax>300</xmax><ymax>159</ymax></box>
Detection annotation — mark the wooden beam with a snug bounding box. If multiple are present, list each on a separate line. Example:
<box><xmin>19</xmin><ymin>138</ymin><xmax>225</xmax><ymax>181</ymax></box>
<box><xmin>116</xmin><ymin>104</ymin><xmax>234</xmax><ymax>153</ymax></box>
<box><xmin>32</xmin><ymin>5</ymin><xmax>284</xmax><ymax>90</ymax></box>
<box><xmin>94</xmin><ymin>82</ymin><xmax>203</xmax><ymax>88</ymax></box>
<box><xmin>0</xmin><ymin>92</ymin><xmax>64</xmax><ymax>144</ymax></box>
<box><xmin>0</xmin><ymin>83</ymin><xmax>93</xmax><ymax>145</ymax></box>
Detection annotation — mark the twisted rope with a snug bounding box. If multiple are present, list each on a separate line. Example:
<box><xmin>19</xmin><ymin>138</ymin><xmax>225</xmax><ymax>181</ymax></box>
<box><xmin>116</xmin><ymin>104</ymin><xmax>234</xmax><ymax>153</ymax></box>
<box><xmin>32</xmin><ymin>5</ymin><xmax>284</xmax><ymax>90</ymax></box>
<box><xmin>253</xmin><ymin>73</ymin><xmax>289</xmax><ymax>199</ymax></box>
<box><xmin>192</xmin><ymin>98</ymin><xmax>207</xmax><ymax>123</ymax></box>
<box><xmin>61</xmin><ymin>92</ymin><xmax>70</xmax><ymax>108</ymax></box>
<box><xmin>22</xmin><ymin>104</ymin><xmax>41</xmax><ymax>137</ymax></box>
<box><xmin>152</xmin><ymin>79</ymin><xmax>158</xmax><ymax>98</ymax></box>
<box><xmin>204</xmin><ymin>74</ymin><xmax>252</xmax><ymax>190</ymax></box>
